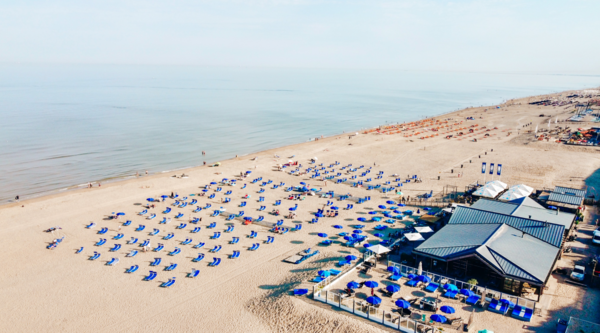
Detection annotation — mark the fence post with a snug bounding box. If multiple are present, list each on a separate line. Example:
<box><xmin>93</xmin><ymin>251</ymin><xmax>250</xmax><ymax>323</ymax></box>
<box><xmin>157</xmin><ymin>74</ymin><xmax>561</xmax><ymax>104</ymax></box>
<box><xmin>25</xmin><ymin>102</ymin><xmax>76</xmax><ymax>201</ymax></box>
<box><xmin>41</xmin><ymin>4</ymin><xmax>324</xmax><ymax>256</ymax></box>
<box><xmin>367</xmin><ymin>305</ymin><xmax>369</xmax><ymax>319</ymax></box>
<box><xmin>353</xmin><ymin>299</ymin><xmax>355</xmax><ymax>313</ymax></box>
<box><xmin>382</xmin><ymin>311</ymin><xmax>385</xmax><ymax>323</ymax></box>
<box><xmin>339</xmin><ymin>294</ymin><xmax>341</xmax><ymax>307</ymax></box>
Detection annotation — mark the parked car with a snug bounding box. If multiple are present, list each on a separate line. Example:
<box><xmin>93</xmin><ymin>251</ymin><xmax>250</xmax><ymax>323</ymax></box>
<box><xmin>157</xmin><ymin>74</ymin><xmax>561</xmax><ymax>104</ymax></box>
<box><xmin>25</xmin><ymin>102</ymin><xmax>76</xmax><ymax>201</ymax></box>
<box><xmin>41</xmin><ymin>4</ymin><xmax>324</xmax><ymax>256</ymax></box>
<box><xmin>570</xmin><ymin>265</ymin><xmax>585</xmax><ymax>282</ymax></box>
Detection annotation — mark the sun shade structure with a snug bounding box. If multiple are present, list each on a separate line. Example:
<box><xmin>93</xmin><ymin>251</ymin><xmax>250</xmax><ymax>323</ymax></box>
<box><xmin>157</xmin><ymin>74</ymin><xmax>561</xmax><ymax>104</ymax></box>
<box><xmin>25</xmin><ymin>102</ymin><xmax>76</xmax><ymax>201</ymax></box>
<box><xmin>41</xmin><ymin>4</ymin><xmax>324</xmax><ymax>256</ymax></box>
<box><xmin>473</xmin><ymin>180</ymin><xmax>507</xmax><ymax>198</ymax></box>
<box><xmin>498</xmin><ymin>184</ymin><xmax>534</xmax><ymax>201</ymax></box>
<box><xmin>366</xmin><ymin>244</ymin><xmax>390</xmax><ymax>255</ymax></box>
<box><xmin>414</xmin><ymin>226</ymin><xmax>433</xmax><ymax>233</ymax></box>
<box><xmin>405</xmin><ymin>233</ymin><xmax>425</xmax><ymax>241</ymax></box>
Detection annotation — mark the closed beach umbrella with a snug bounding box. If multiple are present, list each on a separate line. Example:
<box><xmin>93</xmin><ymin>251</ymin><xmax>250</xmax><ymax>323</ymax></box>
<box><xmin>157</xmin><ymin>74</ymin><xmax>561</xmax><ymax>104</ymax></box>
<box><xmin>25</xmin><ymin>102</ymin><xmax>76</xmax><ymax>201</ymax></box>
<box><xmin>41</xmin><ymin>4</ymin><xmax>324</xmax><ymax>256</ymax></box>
<box><xmin>353</xmin><ymin>230</ymin><xmax>363</xmax><ymax>234</ymax></box>
<box><xmin>368</xmin><ymin>211</ymin><xmax>378</xmax><ymax>215</ymax></box>
<box><xmin>116</xmin><ymin>212</ymin><xmax>125</xmax><ymax>216</ymax></box>
<box><xmin>210</xmin><ymin>182</ymin><xmax>217</xmax><ymax>185</ymax></box>
<box><xmin>161</xmin><ymin>195</ymin><xmax>168</xmax><ymax>199</ymax></box>
<box><xmin>374</xmin><ymin>233</ymin><xmax>385</xmax><ymax>238</ymax></box>
<box><xmin>357</xmin><ymin>217</ymin><xmax>366</xmax><ymax>222</ymax></box>
<box><xmin>460</xmin><ymin>289</ymin><xmax>474</xmax><ymax>297</ymax></box>
<box><xmin>366</xmin><ymin>296</ymin><xmax>382</xmax><ymax>305</ymax></box>
<box><xmin>317</xmin><ymin>233</ymin><xmax>328</xmax><ymax>238</ymax></box>
<box><xmin>318</xmin><ymin>270</ymin><xmax>331</xmax><ymax>277</ymax></box>
<box><xmin>333</xmin><ymin>225</ymin><xmax>343</xmax><ymax>229</ymax></box>
<box><xmin>431</xmin><ymin>314</ymin><xmax>447</xmax><ymax>323</ymax></box>
<box><xmin>395</xmin><ymin>299</ymin><xmax>410</xmax><ymax>309</ymax></box>
<box><xmin>347</xmin><ymin>281</ymin><xmax>360</xmax><ymax>289</ymax></box>
<box><xmin>440</xmin><ymin>305</ymin><xmax>455</xmax><ymax>314</ymax></box>
<box><xmin>364</xmin><ymin>281</ymin><xmax>379</xmax><ymax>288</ymax></box>
<box><xmin>386</xmin><ymin>284</ymin><xmax>400</xmax><ymax>293</ymax></box>
<box><xmin>345</xmin><ymin>255</ymin><xmax>357</xmax><ymax>261</ymax></box>
<box><xmin>387</xmin><ymin>266</ymin><xmax>400</xmax><ymax>274</ymax></box>
<box><xmin>444</xmin><ymin>283</ymin><xmax>458</xmax><ymax>291</ymax></box>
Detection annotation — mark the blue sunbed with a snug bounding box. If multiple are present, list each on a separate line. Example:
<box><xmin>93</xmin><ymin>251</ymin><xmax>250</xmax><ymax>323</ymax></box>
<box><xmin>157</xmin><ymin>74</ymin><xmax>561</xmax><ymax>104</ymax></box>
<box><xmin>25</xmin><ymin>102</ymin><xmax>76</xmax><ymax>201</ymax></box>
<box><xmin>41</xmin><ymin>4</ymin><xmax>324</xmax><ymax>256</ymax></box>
<box><xmin>424</xmin><ymin>283</ymin><xmax>439</xmax><ymax>292</ymax></box>
<box><xmin>144</xmin><ymin>271</ymin><xmax>157</xmax><ymax>281</ymax></box>
<box><xmin>511</xmin><ymin>305</ymin><xmax>533</xmax><ymax>322</ymax></box>
<box><xmin>192</xmin><ymin>253</ymin><xmax>205</xmax><ymax>262</ymax></box>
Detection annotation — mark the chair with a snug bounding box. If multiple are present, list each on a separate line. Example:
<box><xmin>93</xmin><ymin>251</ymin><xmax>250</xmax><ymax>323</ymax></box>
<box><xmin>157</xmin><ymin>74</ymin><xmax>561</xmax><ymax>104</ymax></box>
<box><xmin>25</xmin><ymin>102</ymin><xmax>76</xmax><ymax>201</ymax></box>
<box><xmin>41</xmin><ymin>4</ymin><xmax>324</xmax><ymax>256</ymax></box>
<box><xmin>106</xmin><ymin>258</ymin><xmax>119</xmax><ymax>266</ymax></box>
<box><xmin>163</xmin><ymin>233</ymin><xmax>174</xmax><ymax>240</ymax></box>
<box><xmin>177</xmin><ymin>223</ymin><xmax>187</xmax><ymax>229</ymax></box>
<box><xmin>110</xmin><ymin>244</ymin><xmax>121</xmax><ymax>252</ymax></box>
<box><xmin>181</xmin><ymin>238</ymin><xmax>192</xmax><ymax>245</ymax></box>
<box><xmin>265</xmin><ymin>236</ymin><xmax>274</xmax><ymax>244</ymax></box>
<box><xmin>127</xmin><ymin>250</ymin><xmax>138</xmax><ymax>257</ymax></box>
<box><xmin>95</xmin><ymin>239</ymin><xmax>107</xmax><ymax>246</ymax></box>
<box><xmin>424</xmin><ymin>282</ymin><xmax>439</xmax><ymax>293</ymax></box>
<box><xmin>169</xmin><ymin>247</ymin><xmax>181</xmax><ymax>256</ymax></box>
<box><xmin>86</xmin><ymin>222</ymin><xmax>95</xmax><ymax>229</ymax></box>
<box><xmin>187</xmin><ymin>270</ymin><xmax>200</xmax><ymax>278</ymax></box>
<box><xmin>160</xmin><ymin>278</ymin><xmax>176</xmax><ymax>288</ymax></box>
<box><xmin>149</xmin><ymin>229</ymin><xmax>159</xmax><ymax>236</ymax></box>
<box><xmin>192</xmin><ymin>253</ymin><xmax>205</xmax><ymax>262</ymax></box>
<box><xmin>209</xmin><ymin>258</ymin><xmax>221</xmax><ymax>267</ymax></box>
<box><xmin>76</xmin><ymin>247</ymin><xmax>84</xmax><ymax>254</ymax></box>
<box><xmin>405</xmin><ymin>279</ymin><xmax>421</xmax><ymax>287</ymax></box>
<box><xmin>126</xmin><ymin>265</ymin><xmax>139</xmax><ymax>273</ymax></box>
<box><xmin>154</xmin><ymin>244</ymin><xmax>164</xmax><ymax>252</ymax></box>
<box><xmin>249</xmin><ymin>243</ymin><xmax>260</xmax><ymax>251</ymax></box>
<box><xmin>208</xmin><ymin>222</ymin><xmax>216</xmax><ymax>228</ymax></box>
<box><xmin>210</xmin><ymin>245</ymin><xmax>222</xmax><ymax>253</ymax></box>
<box><xmin>488</xmin><ymin>299</ymin><xmax>509</xmax><ymax>314</ymax></box>
<box><xmin>230</xmin><ymin>237</ymin><xmax>240</xmax><ymax>244</ymax></box>
<box><xmin>511</xmin><ymin>305</ymin><xmax>533</xmax><ymax>322</ymax></box>
<box><xmin>89</xmin><ymin>252</ymin><xmax>101</xmax><ymax>260</ymax></box>
<box><xmin>231</xmin><ymin>251</ymin><xmax>240</xmax><ymax>259</ymax></box>
<box><xmin>212</xmin><ymin>232</ymin><xmax>221</xmax><ymax>239</ymax></box>
<box><xmin>193</xmin><ymin>242</ymin><xmax>205</xmax><ymax>249</ymax></box>
<box><xmin>139</xmin><ymin>239</ymin><xmax>149</xmax><ymax>247</ymax></box>
<box><xmin>249</xmin><ymin>231</ymin><xmax>257</xmax><ymax>238</ymax></box>
<box><xmin>225</xmin><ymin>226</ymin><xmax>234</xmax><ymax>233</ymax></box>
<box><xmin>144</xmin><ymin>271</ymin><xmax>157</xmax><ymax>281</ymax></box>
<box><xmin>98</xmin><ymin>227</ymin><xmax>108</xmax><ymax>235</ymax></box>
<box><xmin>164</xmin><ymin>263</ymin><xmax>177</xmax><ymax>271</ymax></box>
<box><xmin>135</xmin><ymin>225</ymin><xmax>145</xmax><ymax>232</ymax></box>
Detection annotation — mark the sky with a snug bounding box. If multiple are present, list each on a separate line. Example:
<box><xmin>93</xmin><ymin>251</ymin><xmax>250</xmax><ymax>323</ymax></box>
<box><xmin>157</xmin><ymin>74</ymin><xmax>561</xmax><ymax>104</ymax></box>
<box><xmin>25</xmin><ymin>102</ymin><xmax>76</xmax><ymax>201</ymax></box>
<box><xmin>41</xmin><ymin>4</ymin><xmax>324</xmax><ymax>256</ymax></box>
<box><xmin>1</xmin><ymin>0</ymin><xmax>599</xmax><ymax>72</ymax></box>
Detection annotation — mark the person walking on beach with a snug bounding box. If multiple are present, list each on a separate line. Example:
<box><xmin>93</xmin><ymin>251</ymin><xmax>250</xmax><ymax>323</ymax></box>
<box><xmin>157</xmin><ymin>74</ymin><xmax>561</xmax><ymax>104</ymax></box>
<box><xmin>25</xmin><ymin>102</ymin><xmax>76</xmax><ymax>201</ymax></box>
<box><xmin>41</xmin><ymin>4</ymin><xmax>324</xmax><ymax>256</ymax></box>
<box><xmin>15</xmin><ymin>195</ymin><xmax>19</xmax><ymax>202</ymax></box>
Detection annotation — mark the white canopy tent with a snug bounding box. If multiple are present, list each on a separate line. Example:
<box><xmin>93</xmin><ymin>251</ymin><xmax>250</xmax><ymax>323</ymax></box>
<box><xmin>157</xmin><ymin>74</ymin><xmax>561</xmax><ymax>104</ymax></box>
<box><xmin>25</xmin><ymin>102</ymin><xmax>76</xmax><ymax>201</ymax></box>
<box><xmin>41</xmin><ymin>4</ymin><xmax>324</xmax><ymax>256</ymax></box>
<box><xmin>498</xmin><ymin>184</ymin><xmax>534</xmax><ymax>201</ymax></box>
<box><xmin>415</xmin><ymin>226</ymin><xmax>433</xmax><ymax>233</ymax></box>
<box><xmin>473</xmin><ymin>180</ymin><xmax>508</xmax><ymax>198</ymax></box>
<box><xmin>405</xmin><ymin>233</ymin><xmax>425</xmax><ymax>241</ymax></box>
<box><xmin>367</xmin><ymin>244</ymin><xmax>391</xmax><ymax>255</ymax></box>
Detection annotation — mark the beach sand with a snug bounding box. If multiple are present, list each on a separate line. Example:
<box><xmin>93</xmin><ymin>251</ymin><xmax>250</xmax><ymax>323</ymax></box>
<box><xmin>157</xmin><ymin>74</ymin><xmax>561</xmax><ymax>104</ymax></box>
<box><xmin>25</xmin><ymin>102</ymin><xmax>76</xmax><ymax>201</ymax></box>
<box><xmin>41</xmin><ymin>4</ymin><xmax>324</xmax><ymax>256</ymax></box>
<box><xmin>1</xmin><ymin>89</ymin><xmax>600</xmax><ymax>333</ymax></box>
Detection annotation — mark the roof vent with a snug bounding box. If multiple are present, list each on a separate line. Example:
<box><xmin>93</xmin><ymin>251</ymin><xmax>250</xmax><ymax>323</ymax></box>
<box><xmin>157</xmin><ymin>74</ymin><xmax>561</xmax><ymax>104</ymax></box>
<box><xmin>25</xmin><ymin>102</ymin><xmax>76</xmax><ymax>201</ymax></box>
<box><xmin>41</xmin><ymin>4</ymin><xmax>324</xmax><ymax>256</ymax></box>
<box><xmin>529</xmin><ymin>215</ymin><xmax>531</xmax><ymax>219</ymax></box>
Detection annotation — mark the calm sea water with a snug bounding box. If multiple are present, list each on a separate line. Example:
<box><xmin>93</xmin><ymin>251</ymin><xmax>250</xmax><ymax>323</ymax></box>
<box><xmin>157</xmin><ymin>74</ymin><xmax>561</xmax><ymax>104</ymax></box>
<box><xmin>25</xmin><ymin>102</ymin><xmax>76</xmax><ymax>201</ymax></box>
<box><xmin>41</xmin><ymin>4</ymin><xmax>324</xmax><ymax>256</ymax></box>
<box><xmin>0</xmin><ymin>65</ymin><xmax>598</xmax><ymax>203</ymax></box>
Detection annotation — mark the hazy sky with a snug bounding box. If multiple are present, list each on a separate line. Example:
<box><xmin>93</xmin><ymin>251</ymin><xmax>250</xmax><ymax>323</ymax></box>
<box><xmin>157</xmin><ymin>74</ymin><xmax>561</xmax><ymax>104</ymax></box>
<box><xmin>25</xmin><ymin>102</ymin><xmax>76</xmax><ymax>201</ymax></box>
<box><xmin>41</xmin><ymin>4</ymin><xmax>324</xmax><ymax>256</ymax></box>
<box><xmin>1</xmin><ymin>0</ymin><xmax>598</xmax><ymax>72</ymax></box>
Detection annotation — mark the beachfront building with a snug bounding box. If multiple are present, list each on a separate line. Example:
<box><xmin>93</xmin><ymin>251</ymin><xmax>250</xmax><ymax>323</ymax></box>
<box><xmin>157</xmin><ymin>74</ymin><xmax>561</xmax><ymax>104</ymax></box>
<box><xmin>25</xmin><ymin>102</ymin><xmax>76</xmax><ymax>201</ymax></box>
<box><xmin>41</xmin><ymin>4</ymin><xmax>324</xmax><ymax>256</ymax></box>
<box><xmin>539</xmin><ymin>186</ymin><xmax>587</xmax><ymax>213</ymax></box>
<box><xmin>412</xmin><ymin>206</ymin><xmax>565</xmax><ymax>300</ymax></box>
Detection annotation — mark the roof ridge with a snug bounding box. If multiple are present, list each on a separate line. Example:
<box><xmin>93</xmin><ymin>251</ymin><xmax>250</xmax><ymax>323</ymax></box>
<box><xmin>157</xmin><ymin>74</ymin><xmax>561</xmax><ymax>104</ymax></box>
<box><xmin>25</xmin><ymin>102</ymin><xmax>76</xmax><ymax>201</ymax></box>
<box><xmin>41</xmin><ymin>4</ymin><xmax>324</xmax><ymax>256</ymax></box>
<box><xmin>457</xmin><ymin>206</ymin><xmax>564</xmax><ymax>228</ymax></box>
<box><xmin>418</xmin><ymin>244</ymin><xmax>480</xmax><ymax>250</ymax></box>
<box><xmin>487</xmin><ymin>247</ymin><xmax>540</xmax><ymax>282</ymax></box>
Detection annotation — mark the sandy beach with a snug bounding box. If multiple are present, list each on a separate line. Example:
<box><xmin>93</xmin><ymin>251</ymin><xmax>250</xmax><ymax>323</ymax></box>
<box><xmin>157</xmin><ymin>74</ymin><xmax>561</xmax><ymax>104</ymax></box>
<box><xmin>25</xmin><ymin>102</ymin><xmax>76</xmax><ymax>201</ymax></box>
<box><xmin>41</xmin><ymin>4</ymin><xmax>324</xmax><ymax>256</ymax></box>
<box><xmin>2</xmin><ymin>88</ymin><xmax>600</xmax><ymax>333</ymax></box>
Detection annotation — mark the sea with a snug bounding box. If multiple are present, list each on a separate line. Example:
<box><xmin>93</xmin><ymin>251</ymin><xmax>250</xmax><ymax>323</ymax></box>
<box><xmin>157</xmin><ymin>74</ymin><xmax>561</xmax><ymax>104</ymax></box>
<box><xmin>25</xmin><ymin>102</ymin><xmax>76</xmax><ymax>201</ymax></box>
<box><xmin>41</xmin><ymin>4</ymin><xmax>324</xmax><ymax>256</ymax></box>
<box><xmin>1</xmin><ymin>64</ymin><xmax>598</xmax><ymax>203</ymax></box>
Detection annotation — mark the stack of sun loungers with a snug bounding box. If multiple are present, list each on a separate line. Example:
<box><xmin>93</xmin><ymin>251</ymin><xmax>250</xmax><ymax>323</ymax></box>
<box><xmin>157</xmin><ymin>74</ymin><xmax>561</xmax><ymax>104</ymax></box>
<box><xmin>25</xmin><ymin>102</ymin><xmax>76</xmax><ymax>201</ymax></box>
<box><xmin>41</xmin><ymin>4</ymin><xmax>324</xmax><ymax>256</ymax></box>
<box><xmin>230</xmin><ymin>251</ymin><xmax>240</xmax><ymax>259</ymax></box>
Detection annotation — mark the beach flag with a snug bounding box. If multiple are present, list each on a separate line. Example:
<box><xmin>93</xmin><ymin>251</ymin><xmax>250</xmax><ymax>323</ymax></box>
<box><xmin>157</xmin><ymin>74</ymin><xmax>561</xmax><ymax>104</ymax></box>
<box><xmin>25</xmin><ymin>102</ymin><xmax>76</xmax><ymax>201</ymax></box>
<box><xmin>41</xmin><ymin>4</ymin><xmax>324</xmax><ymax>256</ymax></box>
<box><xmin>497</xmin><ymin>164</ymin><xmax>502</xmax><ymax>176</ymax></box>
<box><xmin>489</xmin><ymin>163</ymin><xmax>494</xmax><ymax>175</ymax></box>
<box><xmin>481</xmin><ymin>163</ymin><xmax>486</xmax><ymax>174</ymax></box>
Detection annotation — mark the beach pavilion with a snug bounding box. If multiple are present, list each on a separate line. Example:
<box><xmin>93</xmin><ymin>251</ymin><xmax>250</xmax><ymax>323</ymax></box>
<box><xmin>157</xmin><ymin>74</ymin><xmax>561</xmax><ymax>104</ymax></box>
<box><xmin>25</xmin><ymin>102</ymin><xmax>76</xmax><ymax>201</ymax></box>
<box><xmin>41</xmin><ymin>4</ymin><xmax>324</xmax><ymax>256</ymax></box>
<box><xmin>472</xmin><ymin>180</ymin><xmax>508</xmax><ymax>199</ymax></box>
<box><xmin>412</xmin><ymin>206</ymin><xmax>565</xmax><ymax>300</ymax></box>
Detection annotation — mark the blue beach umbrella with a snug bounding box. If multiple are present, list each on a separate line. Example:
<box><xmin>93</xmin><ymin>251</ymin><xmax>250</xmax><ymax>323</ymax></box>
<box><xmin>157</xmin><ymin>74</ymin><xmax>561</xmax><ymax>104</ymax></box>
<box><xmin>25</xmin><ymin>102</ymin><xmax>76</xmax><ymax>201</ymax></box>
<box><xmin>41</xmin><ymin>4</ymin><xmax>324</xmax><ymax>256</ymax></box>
<box><xmin>300</xmin><ymin>182</ymin><xmax>306</xmax><ymax>185</ymax></box>
<box><xmin>387</xmin><ymin>266</ymin><xmax>400</xmax><ymax>274</ymax></box>
<box><xmin>330</xmin><ymin>206</ymin><xmax>339</xmax><ymax>210</ymax></box>
<box><xmin>210</xmin><ymin>182</ymin><xmax>217</xmax><ymax>185</ymax></box>
<box><xmin>353</xmin><ymin>230</ymin><xmax>363</xmax><ymax>234</ymax></box>
<box><xmin>444</xmin><ymin>283</ymin><xmax>458</xmax><ymax>291</ymax></box>
<box><xmin>318</xmin><ymin>270</ymin><xmax>331</xmax><ymax>277</ymax></box>
<box><xmin>347</xmin><ymin>281</ymin><xmax>360</xmax><ymax>289</ymax></box>
<box><xmin>345</xmin><ymin>255</ymin><xmax>357</xmax><ymax>261</ymax></box>
<box><xmin>431</xmin><ymin>314</ymin><xmax>447</xmax><ymax>323</ymax></box>
<box><xmin>372</xmin><ymin>217</ymin><xmax>382</xmax><ymax>222</ymax></box>
<box><xmin>460</xmin><ymin>289</ymin><xmax>474</xmax><ymax>297</ymax></box>
<box><xmin>315</xmin><ymin>213</ymin><xmax>324</xmax><ymax>217</ymax></box>
<box><xmin>368</xmin><ymin>211</ymin><xmax>378</xmax><ymax>215</ymax></box>
<box><xmin>116</xmin><ymin>212</ymin><xmax>125</xmax><ymax>216</ymax></box>
<box><xmin>147</xmin><ymin>198</ymin><xmax>155</xmax><ymax>202</ymax></box>
<box><xmin>343</xmin><ymin>236</ymin><xmax>353</xmax><ymax>241</ymax></box>
<box><xmin>386</xmin><ymin>284</ymin><xmax>401</xmax><ymax>293</ymax></box>
<box><xmin>374</xmin><ymin>233</ymin><xmax>385</xmax><ymax>238</ymax></box>
<box><xmin>246</xmin><ymin>171</ymin><xmax>252</xmax><ymax>174</ymax></box>
<box><xmin>317</xmin><ymin>233</ymin><xmax>328</xmax><ymax>238</ymax></box>
<box><xmin>378</xmin><ymin>205</ymin><xmax>386</xmax><ymax>209</ymax></box>
<box><xmin>357</xmin><ymin>217</ymin><xmax>367</xmax><ymax>222</ymax></box>
<box><xmin>395</xmin><ymin>299</ymin><xmax>410</xmax><ymax>309</ymax></box>
<box><xmin>355</xmin><ymin>225</ymin><xmax>365</xmax><ymax>229</ymax></box>
<box><xmin>386</xmin><ymin>200</ymin><xmax>395</xmax><ymax>204</ymax></box>
<box><xmin>407</xmin><ymin>274</ymin><xmax>417</xmax><ymax>279</ymax></box>
<box><xmin>333</xmin><ymin>225</ymin><xmax>343</xmax><ymax>229</ymax></box>
<box><xmin>366</xmin><ymin>296</ymin><xmax>382</xmax><ymax>305</ymax></box>
<box><xmin>161</xmin><ymin>195</ymin><xmax>168</xmax><ymax>199</ymax></box>
<box><xmin>363</xmin><ymin>244</ymin><xmax>371</xmax><ymax>248</ymax></box>
<box><xmin>364</xmin><ymin>281</ymin><xmax>379</xmax><ymax>288</ymax></box>
<box><xmin>440</xmin><ymin>305</ymin><xmax>455</xmax><ymax>314</ymax></box>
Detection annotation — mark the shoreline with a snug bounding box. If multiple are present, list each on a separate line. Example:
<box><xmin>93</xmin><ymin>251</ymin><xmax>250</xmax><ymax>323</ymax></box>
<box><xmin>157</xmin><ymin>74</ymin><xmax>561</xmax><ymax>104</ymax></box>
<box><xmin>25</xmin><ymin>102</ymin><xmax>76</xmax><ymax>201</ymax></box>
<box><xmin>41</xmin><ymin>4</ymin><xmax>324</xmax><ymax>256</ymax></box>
<box><xmin>2</xmin><ymin>86</ymin><xmax>597</xmax><ymax>208</ymax></box>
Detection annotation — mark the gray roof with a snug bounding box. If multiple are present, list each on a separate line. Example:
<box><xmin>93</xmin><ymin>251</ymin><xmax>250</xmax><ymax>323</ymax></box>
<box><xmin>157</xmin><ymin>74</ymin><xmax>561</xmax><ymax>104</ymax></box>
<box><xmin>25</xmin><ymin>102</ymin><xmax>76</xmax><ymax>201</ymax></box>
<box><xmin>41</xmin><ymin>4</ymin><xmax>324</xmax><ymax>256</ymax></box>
<box><xmin>472</xmin><ymin>198</ymin><xmax>574</xmax><ymax>229</ymax></box>
<box><xmin>415</xmin><ymin>223</ymin><xmax>559</xmax><ymax>284</ymax></box>
<box><xmin>548</xmin><ymin>192</ymin><xmax>584</xmax><ymax>206</ymax></box>
<box><xmin>554</xmin><ymin>186</ymin><xmax>586</xmax><ymax>198</ymax></box>
<box><xmin>448</xmin><ymin>206</ymin><xmax>565</xmax><ymax>247</ymax></box>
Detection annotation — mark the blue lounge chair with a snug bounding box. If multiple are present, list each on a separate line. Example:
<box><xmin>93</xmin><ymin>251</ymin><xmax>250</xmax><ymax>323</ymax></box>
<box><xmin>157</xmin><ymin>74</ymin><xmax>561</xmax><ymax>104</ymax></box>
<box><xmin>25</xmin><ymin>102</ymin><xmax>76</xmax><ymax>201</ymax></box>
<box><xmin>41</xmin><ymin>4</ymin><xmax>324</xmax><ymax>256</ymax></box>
<box><xmin>240</xmin><ymin>201</ymin><xmax>247</xmax><ymax>207</ymax></box>
<box><xmin>465</xmin><ymin>295</ymin><xmax>481</xmax><ymax>305</ymax></box>
<box><xmin>95</xmin><ymin>238</ymin><xmax>107</xmax><ymax>246</ymax></box>
<box><xmin>154</xmin><ymin>244</ymin><xmax>164</xmax><ymax>252</ymax></box>
<box><xmin>144</xmin><ymin>271</ymin><xmax>157</xmax><ymax>281</ymax></box>
<box><xmin>488</xmin><ymin>299</ymin><xmax>510</xmax><ymax>314</ymax></box>
<box><xmin>98</xmin><ymin>227</ymin><xmax>108</xmax><ymax>235</ymax></box>
<box><xmin>146</xmin><ymin>213</ymin><xmax>156</xmax><ymax>220</ymax></box>
<box><xmin>76</xmin><ymin>247</ymin><xmax>84</xmax><ymax>254</ymax></box>
<box><xmin>191</xmin><ymin>227</ymin><xmax>201</xmax><ymax>233</ymax></box>
<box><xmin>249</xmin><ymin>243</ymin><xmax>260</xmax><ymax>251</ymax></box>
<box><xmin>175</xmin><ymin>213</ymin><xmax>184</xmax><ymax>218</ymax></box>
<box><xmin>89</xmin><ymin>252</ymin><xmax>101</xmax><ymax>260</ymax></box>
<box><xmin>231</xmin><ymin>251</ymin><xmax>240</xmax><ymax>259</ymax></box>
<box><xmin>169</xmin><ymin>247</ymin><xmax>181</xmax><ymax>256</ymax></box>
<box><xmin>208</xmin><ymin>222</ymin><xmax>216</xmax><ymax>229</ymax></box>
<box><xmin>237</xmin><ymin>211</ymin><xmax>245</xmax><ymax>217</ymax></box>
<box><xmin>226</xmin><ymin>214</ymin><xmax>235</xmax><ymax>221</ymax></box>
<box><xmin>211</xmin><ymin>210</ymin><xmax>219</xmax><ymax>217</ymax></box>
<box><xmin>106</xmin><ymin>258</ymin><xmax>119</xmax><ymax>266</ymax></box>
<box><xmin>192</xmin><ymin>207</ymin><xmax>202</xmax><ymax>213</ymax></box>
<box><xmin>231</xmin><ymin>237</ymin><xmax>240</xmax><ymax>244</ymax></box>
<box><xmin>265</xmin><ymin>236</ymin><xmax>274</xmax><ymax>244</ymax></box>
<box><xmin>321</xmin><ymin>240</ymin><xmax>333</xmax><ymax>245</ymax></box>
<box><xmin>212</xmin><ymin>232</ymin><xmax>221</xmax><ymax>239</ymax></box>
<box><xmin>177</xmin><ymin>223</ymin><xmax>187</xmax><ymax>229</ymax></box>
<box><xmin>126</xmin><ymin>265</ymin><xmax>139</xmax><ymax>273</ymax></box>
<box><xmin>149</xmin><ymin>229</ymin><xmax>159</xmax><ymax>236</ymax></box>
<box><xmin>123</xmin><ymin>220</ymin><xmax>132</xmax><ymax>226</ymax></box>
<box><xmin>511</xmin><ymin>305</ymin><xmax>533</xmax><ymax>322</ymax></box>
<box><xmin>139</xmin><ymin>239</ymin><xmax>149</xmax><ymax>247</ymax></box>
<box><xmin>138</xmin><ymin>209</ymin><xmax>148</xmax><ymax>215</ymax></box>
<box><xmin>256</xmin><ymin>216</ymin><xmax>264</xmax><ymax>222</ymax></box>
<box><xmin>211</xmin><ymin>245</ymin><xmax>222</xmax><ymax>253</ymax></box>
<box><xmin>163</xmin><ymin>207</ymin><xmax>172</xmax><ymax>214</ymax></box>
<box><xmin>110</xmin><ymin>244</ymin><xmax>121</xmax><ymax>252</ymax></box>
<box><xmin>179</xmin><ymin>202</ymin><xmax>187</xmax><ymax>208</ymax></box>
<box><xmin>293</xmin><ymin>224</ymin><xmax>302</xmax><ymax>231</ymax></box>
<box><xmin>163</xmin><ymin>233</ymin><xmax>174</xmax><ymax>240</ymax></box>
<box><xmin>127</xmin><ymin>250</ymin><xmax>138</xmax><ymax>257</ymax></box>
<box><xmin>258</xmin><ymin>196</ymin><xmax>264</xmax><ymax>202</ymax></box>
<box><xmin>113</xmin><ymin>233</ymin><xmax>124</xmax><ymax>240</ymax></box>
<box><xmin>188</xmin><ymin>269</ymin><xmax>200</xmax><ymax>278</ymax></box>
<box><xmin>225</xmin><ymin>226</ymin><xmax>234</xmax><ymax>233</ymax></box>
<box><xmin>258</xmin><ymin>206</ymin><xmax>265</xmax><ymax>211</ymax></box>
<box><xmin>181</xmin><ymin>238</ymin><xmax>192</xmax><ymax>245</ymax></box>
<box><xmin>135</xmin><ymin>225</ymin><xmax>145</xmax><ymax>232</ymax></box>
<box><xmin>164</xmin><ymin>263</ymin><xmax>177</xmax><ymax>271</ymax></box>
<box><xmin>209</xmin><ymin>258</ymin><xmax>221</xmax><ymax>266</ymax></box>
<box><xmin>208</xmin><ymin>194</ymin><xmax>216</xmax><ymax>199</ymax></box>
<box><xmin>424</xmin><ymin>283</ymin><xmax>439</xmax><ymax>292</ymax></box>
<box><xmin>193</xmin><ymin>242</ymin><xmax>205</xmax><ymax>249</ymax></box>
<box><xmin>190</xmin><ymin>199</ymin><xmax>197</xmax><ymax>205</ymax></box>
<box><xmin>311</xmin><ymin>276</ymin><xmax>324</xmax><ymax>283</ymax></box>
<box><xmin>337</xmin><ymin>260</ymin><xmax>351</xmax><ymax>267</ymax></box>
<box><xmin>190</xmin><ymin>217</ymin><xmax>200</xmax><ymax>224</ymax></box>
<box><xmin>160</xmin><ymin>278</ymin><xmax>176</xmax><ymax>287</ymax></box>
<box><xmin>192</xmin><ymin>253</ymin><xmax>205</xmax><ymax>262</ymax></box>
<box><xmin>86</xmin><ymin>222</ymin><xmax>96</xmax><ymax>229</ymax></box>
<box><xmin>274</xmin><ymin>200</ymin><xmax>281</xmax><ymax>206</ymax></box>
<box><xmin>329</xmin><ymin>269</ymin><xmax>341</xmax><ymax>275</ymax></box>
<box><xmin>276</xmin><ymin>220</ymin><xmax>283</xmax><ymax>226</ymax></box>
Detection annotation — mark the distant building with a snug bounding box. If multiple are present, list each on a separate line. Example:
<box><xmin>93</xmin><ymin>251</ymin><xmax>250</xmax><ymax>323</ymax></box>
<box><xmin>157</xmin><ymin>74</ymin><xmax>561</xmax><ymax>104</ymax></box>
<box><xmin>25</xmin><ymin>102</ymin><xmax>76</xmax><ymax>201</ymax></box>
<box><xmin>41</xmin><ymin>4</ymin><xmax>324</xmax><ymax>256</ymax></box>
<box><xmin>539</xmin><ymin>186</ymin><xmax>587</xmax><ymax>212</ymax></box>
